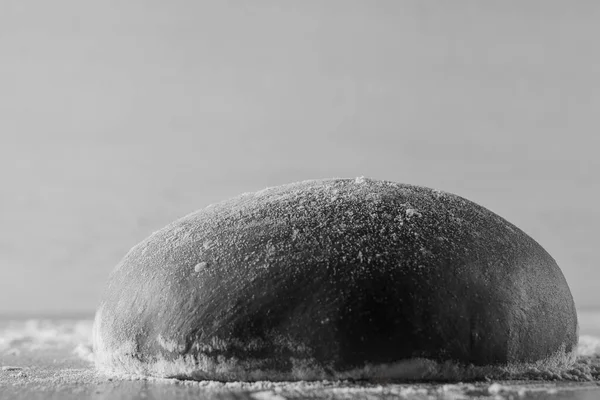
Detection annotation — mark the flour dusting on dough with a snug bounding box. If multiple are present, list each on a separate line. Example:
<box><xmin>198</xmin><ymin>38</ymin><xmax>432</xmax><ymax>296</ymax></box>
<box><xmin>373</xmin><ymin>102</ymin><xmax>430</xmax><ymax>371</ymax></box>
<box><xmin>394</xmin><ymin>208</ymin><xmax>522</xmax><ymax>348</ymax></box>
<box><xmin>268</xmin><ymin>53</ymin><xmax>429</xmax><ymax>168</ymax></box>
<box><xmin>92</xmin><ymin>177</ymin><xmax>579</xmax><ymax>383</ymax></box>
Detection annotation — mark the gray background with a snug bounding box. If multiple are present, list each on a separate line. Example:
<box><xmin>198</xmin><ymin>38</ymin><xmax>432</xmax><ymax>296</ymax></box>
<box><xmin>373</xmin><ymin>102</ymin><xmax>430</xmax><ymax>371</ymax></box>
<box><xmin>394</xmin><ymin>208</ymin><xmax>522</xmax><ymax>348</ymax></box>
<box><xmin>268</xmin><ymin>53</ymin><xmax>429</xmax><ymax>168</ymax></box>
<box><xmin>1</xmin><ymin>1</ymin><xmax>598</xmax><ymax>315</ymax></box>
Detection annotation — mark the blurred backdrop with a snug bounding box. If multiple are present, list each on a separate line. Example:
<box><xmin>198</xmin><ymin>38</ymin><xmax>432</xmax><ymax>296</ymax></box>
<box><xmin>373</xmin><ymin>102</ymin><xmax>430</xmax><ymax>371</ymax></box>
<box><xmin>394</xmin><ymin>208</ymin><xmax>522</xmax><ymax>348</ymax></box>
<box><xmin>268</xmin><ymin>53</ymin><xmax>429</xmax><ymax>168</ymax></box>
<box><xmin>0</xmin><ymin>1</ymin><xmax>598</xmax><ymax>315</ymax></box>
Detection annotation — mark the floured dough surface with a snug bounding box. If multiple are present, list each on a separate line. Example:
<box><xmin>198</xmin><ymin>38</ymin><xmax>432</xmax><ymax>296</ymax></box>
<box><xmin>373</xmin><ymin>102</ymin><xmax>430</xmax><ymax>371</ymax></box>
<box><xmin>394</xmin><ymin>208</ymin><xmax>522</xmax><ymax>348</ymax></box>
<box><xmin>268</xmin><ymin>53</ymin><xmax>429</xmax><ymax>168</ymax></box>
<box><xmin>93</xmin><ymin>178</ymin><xmax>578</xmax><ymax>381</ymax></box>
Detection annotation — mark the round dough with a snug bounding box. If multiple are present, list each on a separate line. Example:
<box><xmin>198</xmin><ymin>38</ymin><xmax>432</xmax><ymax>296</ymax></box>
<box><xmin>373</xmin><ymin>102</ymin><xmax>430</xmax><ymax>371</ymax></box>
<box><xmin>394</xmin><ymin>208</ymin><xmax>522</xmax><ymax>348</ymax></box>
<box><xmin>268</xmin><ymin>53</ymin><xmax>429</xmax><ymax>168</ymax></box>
<box><xmin>93</xmin><ymin>178</ymin><xmax>578</xmax><ymax>381</ymax></box>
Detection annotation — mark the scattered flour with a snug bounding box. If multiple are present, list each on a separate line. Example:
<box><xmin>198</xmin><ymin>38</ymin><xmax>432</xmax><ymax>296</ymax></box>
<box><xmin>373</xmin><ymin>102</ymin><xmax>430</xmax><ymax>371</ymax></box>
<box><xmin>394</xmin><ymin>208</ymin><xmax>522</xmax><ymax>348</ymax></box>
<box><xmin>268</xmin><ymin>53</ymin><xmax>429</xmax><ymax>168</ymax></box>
<box><xmin>0</xmin><ymin>318</ymin><xmax>599</xmax><ymax>399</ymax></box>
<box><xmin>194</xmin><ymin>262</ymin><xmax>208</xmax><ymax>272</ymax></box>
<box><xmin>93</xmin><ymin>344</ymin><xmax>586</xmax><ymax>383</ymax></box>
<box><xmin>251</xmin><ymin>390</ymin><xmax>288</xmax><ymax>400</ymax></box>
<box><xmin>486</xmin><ymin>382</ymin><xmax>503</xmax><ymax>395</ymax></box>
<box><xmin>577</xmin><ymin>335</ymin><xmax>600</xmax><ymax>357</ymax></box>
<box><xmin>0</xmin><ymin>319</ymin><xmax>93</xmax><ymax>353</ymax></box>
<box><xmin>1</xmin><ymin>366</ymin><xmax>24</xmax><ymax>371</ymax></box>
<box><xmin>73</xmin><ymin>343</ymin><xmax>95</xmax><ymax>363</ymax></box>
<box><xmin>405</xmin><ymin>208</ymin><xmax>422</xmax><ymax>218</ymax></box>
<box><xmin>1</xmin><ymin>318</ymin><xmax>599</xmax><ymax>399</ymax></box>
